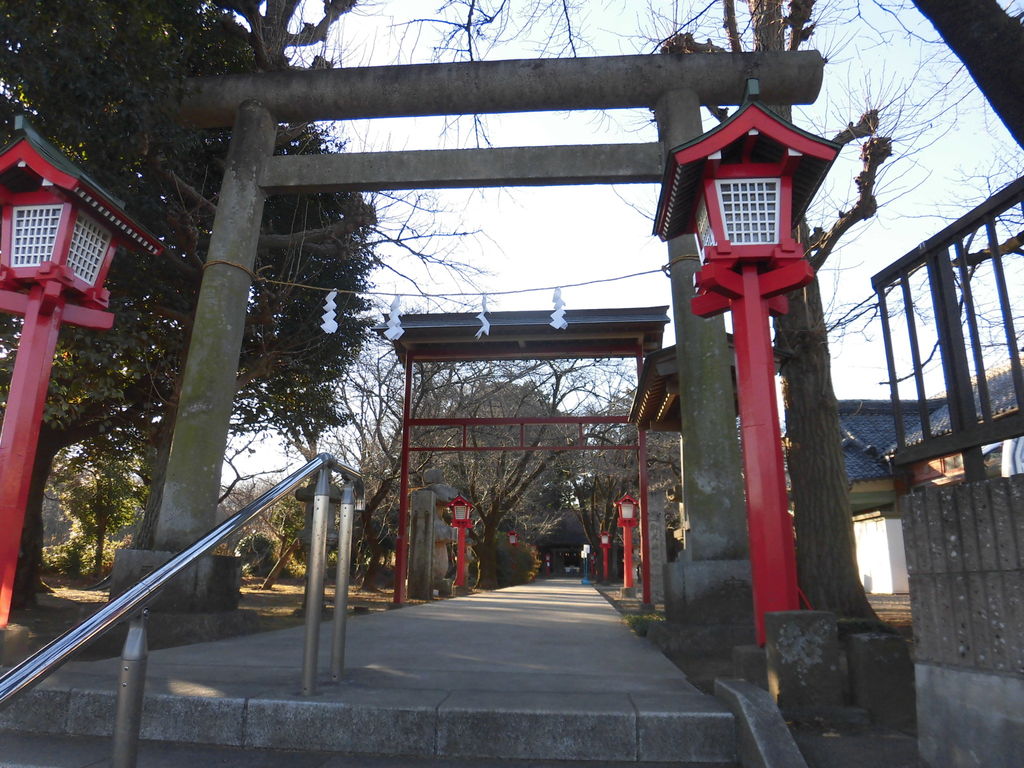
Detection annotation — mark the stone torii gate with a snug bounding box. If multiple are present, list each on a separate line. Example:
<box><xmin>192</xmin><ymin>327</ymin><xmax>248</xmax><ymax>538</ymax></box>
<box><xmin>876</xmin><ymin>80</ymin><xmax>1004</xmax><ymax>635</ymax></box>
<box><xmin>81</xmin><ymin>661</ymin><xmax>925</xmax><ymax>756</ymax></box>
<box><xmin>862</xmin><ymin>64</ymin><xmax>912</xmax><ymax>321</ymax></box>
<box><xmin>151</xmin><ymin>52</ymin><xmax>824</xmax><ymax>612</ymax></box>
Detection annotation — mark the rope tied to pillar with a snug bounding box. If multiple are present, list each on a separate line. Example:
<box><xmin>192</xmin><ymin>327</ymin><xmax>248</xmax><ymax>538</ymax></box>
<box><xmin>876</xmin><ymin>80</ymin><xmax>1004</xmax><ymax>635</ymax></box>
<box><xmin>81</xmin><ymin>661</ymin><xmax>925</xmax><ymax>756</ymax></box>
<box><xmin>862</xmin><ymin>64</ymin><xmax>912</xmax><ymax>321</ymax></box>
<box><xmin>661</xmin><ymin>254</ymin><xmax>701</xmax><ymax>276</ymax></box>
<box><xmin>202</xmin><ymin>259</ymin><xmax>261</xmax><ymax>281</ymax></box>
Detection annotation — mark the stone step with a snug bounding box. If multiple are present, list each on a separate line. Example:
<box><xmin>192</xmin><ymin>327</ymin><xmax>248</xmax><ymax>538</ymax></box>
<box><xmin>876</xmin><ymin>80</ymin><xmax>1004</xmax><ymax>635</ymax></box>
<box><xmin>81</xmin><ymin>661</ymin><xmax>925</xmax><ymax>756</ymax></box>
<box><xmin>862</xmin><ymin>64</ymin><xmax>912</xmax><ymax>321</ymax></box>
<box><xmin>1</xmin><ymin>582</ymin><xmax>742</xmax><ymax>764</ymax></box>
<box><xmin>1</xmin><ymin>682</ymin><xmax>737</xmax><ymax>764</ymax></box>
<box><xmin>1</xmin><ymin>732</ymin><xmax>741</xmax><ymax>768</ymax></box>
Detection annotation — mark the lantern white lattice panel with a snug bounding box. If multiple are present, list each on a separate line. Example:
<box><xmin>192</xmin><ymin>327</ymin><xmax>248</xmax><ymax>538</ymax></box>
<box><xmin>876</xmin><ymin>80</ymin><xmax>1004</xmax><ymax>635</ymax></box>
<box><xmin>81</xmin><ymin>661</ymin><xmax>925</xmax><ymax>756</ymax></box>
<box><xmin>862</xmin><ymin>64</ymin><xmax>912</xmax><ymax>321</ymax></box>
<box><xmin>11</xmin><ymin>205</ymin><xmax>62</xmax><ymax>267</ymax></box>
<box><xmin>696</xmin><ymin>198</ymin><xmax>717</xmax><ymax>247</ymax></box>
<box><xmin>66</xmin><ymin>214</ymin><xmax>111</xmax><ymax>286</ymax></box>
<box><xmin>715</xmin><ymin>178</ymin><xmax>779</xmax><ymax>245</ymax></box>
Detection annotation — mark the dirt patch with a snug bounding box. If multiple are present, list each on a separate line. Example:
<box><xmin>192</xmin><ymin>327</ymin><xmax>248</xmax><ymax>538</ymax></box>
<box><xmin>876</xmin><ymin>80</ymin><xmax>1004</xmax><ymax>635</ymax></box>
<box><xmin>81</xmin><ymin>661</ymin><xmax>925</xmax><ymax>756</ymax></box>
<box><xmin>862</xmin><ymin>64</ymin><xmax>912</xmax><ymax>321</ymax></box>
<box><xmin>8</xmin><ymin>575</ymin><xmax>400</xmax><ymax>660</ymax></box>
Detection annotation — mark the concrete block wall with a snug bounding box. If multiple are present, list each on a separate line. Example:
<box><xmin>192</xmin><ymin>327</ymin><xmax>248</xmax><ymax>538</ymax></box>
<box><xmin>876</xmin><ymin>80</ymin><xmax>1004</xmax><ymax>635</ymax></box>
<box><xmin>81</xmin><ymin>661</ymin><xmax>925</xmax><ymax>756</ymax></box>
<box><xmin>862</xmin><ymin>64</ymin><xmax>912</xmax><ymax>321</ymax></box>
<box><xmin>901</xmin><ymin>476</ymin><xmax>1024</xmax><ymax>768</ymax></box>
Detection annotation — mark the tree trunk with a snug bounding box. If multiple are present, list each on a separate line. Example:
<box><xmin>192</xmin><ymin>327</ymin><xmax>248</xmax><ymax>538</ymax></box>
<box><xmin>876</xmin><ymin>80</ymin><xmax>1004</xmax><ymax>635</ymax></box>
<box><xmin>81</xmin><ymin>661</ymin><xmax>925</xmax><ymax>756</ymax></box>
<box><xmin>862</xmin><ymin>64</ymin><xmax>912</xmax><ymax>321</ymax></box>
<box><xmin>775</xmin><ymin>278</ymin><xmax>876</xmax><ymax>618</ymax></box>
<box><xmin>357</xmin><ymin>505</ymin><xmax>387</xmax><ymax>590</ymax></box>
<box><xmin>911</xmin><ymin>0</ymin><xmax>1024</xmax><ymax>149</ymax></box>
<box><xmin>261</xmin><ymin>538</ymin><xmax>300</xmax><ymax>589</ymax></box>
<box><xmin>474</xmin><ymin>524</ymin><xmax>498</xmax><ymax>590</ymax></box>
<box><xmin>92</xmin><ymin>513</ymin><xmax>108</xmax><ymax>578</ymax></box>
<box><xmin>134</xmin><ymin>414</ymin><xmax>174</xmax><ymax>550</ymax></box>
<box><xmin>12</xmin><ymin>430</ymin><xmax>63</xmax><ymax>610</ymax></box>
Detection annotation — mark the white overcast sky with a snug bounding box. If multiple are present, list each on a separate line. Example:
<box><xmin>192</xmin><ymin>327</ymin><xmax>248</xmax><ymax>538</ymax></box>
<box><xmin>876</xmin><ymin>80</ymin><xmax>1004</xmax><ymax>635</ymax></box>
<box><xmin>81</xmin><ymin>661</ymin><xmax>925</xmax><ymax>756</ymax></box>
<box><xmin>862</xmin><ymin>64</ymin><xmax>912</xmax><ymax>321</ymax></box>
<box><xmin>287</xmin><ymin>0</ymin><xmax>1019</xmax><ymax>403</ymax></box>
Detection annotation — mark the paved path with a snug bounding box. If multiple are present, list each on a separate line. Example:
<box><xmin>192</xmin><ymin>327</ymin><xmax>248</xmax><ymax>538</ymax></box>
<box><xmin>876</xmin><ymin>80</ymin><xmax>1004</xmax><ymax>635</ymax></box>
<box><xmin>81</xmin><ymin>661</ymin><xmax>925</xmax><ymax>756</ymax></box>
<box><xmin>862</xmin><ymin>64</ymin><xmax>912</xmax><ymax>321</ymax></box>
<box><xmin>2</xmin><ymin>580</ymin><xmax>736</xmax><ymax>765</ymax></box>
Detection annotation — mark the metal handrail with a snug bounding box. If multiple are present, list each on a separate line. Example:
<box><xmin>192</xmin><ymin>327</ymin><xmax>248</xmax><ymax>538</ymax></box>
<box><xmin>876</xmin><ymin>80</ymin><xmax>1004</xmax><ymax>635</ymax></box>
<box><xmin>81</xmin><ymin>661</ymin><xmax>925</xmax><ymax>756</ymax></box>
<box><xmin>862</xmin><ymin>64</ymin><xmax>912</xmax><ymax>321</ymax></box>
<box><xmin>0</xmin><ymin>452</ymin><xmax>360</xmax><ymax>708</ymax></box>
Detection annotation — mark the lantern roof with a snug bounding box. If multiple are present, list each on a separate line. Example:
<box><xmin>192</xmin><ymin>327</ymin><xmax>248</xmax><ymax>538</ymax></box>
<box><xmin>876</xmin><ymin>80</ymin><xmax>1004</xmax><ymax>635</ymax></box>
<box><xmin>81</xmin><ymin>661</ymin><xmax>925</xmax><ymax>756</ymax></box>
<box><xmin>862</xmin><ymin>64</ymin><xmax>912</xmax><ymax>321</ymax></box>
<box><xmin>654</xmin><ymin>101</ymin><xmax>840</xmax><ymax>242</ymax></box>
<box><xmin>0</xmin><ymin>116</ymin><xmax>162</xmax><ymax>255</ymax></box>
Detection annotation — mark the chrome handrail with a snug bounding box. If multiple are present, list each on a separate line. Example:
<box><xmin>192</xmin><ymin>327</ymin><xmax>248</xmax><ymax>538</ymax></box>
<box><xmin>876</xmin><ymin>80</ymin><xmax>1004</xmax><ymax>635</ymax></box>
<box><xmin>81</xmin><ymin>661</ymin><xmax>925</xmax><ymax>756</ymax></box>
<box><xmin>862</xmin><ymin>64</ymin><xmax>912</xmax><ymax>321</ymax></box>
<box><xmin>0</xmin><ymin>452</ymin><xmax>360</xmax><ymax>708</ymax></box>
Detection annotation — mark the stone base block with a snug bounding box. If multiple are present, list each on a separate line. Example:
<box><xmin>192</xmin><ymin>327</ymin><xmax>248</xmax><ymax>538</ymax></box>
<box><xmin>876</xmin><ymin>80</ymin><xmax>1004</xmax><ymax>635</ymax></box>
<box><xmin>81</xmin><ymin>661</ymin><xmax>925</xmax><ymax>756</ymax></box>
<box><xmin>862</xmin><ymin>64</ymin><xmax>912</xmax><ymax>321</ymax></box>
<box><xmin>846</xmin><ymin>632</ymin><xmax>915</xmax><ymax>729</ymax></box>
<box><xmin>110</xmin><ymin>549</ymin><xmax>241</xmax><ymax>613</ymax></box>
<box><xmin>765</xmin><ymin>611</ymin><xmax>842</xmax><ymax>711</ymax></box>
<box><xmin>0</xmin><ymin>624</ymin><xmax>29</xmax><ymax>666</ymax></box>
<box><xmin>664</xmin><ymin>559</ymin><xmax>754</xmax><ymax>626</ymax></box>
<box><xmin>732</xmin><ymin>644</ymin><xmax>768</xmax><ymax>690</ymax></box>
<box><xmin>619</xmin><ymin>586</ymin><xmax>637</xmax><ymax>600</ymax></box>
<box><xmin>435</xmin><ymin>578</ymin><xmax>453</xmax><ymax>598</ymax></box>
<box><xmin>647</xmin><ymin>621</ymin><xmax>755</xmax><ymax>657</ymax></box>
<box><xmin>917</xmin><ymin>662</ymin><xmax>1024</xmax><ymax>768</ymax></box>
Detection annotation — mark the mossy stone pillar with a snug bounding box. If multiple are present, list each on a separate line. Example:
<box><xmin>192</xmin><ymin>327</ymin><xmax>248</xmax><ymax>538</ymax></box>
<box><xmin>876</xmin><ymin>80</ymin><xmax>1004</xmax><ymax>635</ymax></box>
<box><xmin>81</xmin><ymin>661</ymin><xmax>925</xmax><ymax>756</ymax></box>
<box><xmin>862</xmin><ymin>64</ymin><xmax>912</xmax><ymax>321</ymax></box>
<box><xmin>654</xmin><ymin>89</ymin><xmax>753</xmax><ymax>648</ymax></box>
<box><xmin>154</xmin><ymin>101</ymin><xmax>277</xmax><ymax>551</ymax></box>
<box><xmin>111</xmin><ymin>101</ymin><xmax>277</xmax><ymax>616</ymax></box>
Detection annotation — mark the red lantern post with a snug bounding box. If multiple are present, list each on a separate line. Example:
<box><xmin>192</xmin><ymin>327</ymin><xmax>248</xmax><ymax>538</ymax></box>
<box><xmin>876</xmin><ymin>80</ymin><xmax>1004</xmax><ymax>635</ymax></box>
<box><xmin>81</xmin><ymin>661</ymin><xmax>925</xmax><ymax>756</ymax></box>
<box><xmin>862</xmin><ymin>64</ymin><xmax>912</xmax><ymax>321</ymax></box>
<box><xmin>654</xmin><ymin>82</ymin><xmax>839</xmax><ymax>645</ymax></box>
<box><xmin>448</xmin><ymin>495</ymin><xmax>474</xmax><ymax>589</ymax></box>
<box><xmin>0</xmin><ymin>118</ymin><xmax>161</xmax><ymax>628</ymax></box>
<box><xmin>507</xmin><ymin>530</ymin><xmax>518</xmax><ymax>547</ymax></box>
<box><xmin>616</xmin><ymin>495</ymin><xmax>638</xmax><ymax>591</ymax></box>
<box><xmin>599</xmin><ymin>530</ymin><xmax>611</xmax><ymax>583</ymax></box>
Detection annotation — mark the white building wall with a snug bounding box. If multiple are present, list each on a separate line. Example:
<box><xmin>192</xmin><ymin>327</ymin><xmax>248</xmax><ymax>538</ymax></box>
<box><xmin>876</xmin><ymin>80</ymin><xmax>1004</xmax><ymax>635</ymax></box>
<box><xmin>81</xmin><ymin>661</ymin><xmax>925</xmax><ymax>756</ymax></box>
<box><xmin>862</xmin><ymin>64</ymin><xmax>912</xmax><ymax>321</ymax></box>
<box><xmin>854</xmin><ymin>516</ymin><xmax>909</xmax><ymax>594</ymax></box>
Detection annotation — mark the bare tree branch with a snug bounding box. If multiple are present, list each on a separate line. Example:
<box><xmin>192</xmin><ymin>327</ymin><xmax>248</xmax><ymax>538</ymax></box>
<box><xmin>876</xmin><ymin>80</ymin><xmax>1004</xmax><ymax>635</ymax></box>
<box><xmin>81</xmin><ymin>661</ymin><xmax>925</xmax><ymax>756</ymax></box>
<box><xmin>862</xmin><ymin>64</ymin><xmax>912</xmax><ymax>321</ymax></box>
<box><xmin>807</xmin><ymin>133</ymin><xmax>893</xmax><ymax>270</ymax></box>
<box><xmin>723</xmin><ymin>0</ymin><xmax>743</xmax><ymax>53</ymax></box>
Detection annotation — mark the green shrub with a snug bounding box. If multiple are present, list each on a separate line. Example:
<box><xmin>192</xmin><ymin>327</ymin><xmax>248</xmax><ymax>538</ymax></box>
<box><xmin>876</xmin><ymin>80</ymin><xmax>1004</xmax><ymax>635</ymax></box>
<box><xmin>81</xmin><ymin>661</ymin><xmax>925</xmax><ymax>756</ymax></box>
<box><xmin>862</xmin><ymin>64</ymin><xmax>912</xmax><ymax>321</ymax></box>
<box><xmin>235</xmin><ymin>532</ymin><xmax>277</xmax><ymax>577</ymax></box>
<box><xmin>624</xmin><ymin>612</ymin><xmax>664</xmax><ymax>637</ymax></box>
<box><xmin>43</xmin><ymin>539</ymin><xmax>89</xmax><ymax>577</ymax></box>
<box><xmin>496</xmin><ymin>542</ymin><xmax>540</xmax><ymax>587</ymax></box>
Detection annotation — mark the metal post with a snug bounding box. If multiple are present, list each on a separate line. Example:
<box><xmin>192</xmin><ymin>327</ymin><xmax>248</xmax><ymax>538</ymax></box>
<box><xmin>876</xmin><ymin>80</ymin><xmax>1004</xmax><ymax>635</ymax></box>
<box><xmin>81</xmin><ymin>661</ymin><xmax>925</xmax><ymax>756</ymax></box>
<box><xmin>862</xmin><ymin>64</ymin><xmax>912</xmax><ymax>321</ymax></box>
<box><xmin>112</xmin><ymin>611</ymin><xmax>148</xmax><ymax>768</ymax></box>
<box><xmin>331</xmin><ymin>483</ymin><xmax>355</xmax><ymax>682</ymax></box>
<box><xmin>301</xmin><ymin>467</ymin><xmax>331</xmax><ymax>696</ymax></box>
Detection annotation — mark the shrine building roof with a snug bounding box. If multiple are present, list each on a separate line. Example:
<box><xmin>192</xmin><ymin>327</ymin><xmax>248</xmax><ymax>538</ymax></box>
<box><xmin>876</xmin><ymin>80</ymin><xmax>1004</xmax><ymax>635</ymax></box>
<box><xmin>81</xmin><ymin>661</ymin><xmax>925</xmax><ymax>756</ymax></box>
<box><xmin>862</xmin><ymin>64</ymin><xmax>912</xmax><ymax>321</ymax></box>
<box><xmin>375</xmin><ymin>306</ymin><xmax>670</xmax><ymax>363</ymax></box>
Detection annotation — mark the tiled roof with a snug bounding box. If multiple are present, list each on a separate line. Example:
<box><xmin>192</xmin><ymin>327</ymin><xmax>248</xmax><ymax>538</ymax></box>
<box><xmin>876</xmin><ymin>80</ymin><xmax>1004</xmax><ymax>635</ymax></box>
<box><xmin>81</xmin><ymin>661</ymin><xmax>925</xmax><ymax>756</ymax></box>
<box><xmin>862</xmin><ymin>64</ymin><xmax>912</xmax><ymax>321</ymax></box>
<box><xmin>904</xmin><ymin>356</ymin><xmax>1022</xmax><ymax>446</ymax></box>
<box><xmin>837</xmin><ymin>400</ymin><xmax>901</xmax><ymax>481</ymax></box>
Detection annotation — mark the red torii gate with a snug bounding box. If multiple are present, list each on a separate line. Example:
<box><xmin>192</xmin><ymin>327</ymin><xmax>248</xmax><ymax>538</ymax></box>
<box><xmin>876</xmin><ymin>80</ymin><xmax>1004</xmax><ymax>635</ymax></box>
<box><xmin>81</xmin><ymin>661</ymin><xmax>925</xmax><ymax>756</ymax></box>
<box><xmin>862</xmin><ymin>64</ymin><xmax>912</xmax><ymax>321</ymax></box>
<box><xmin>377</xmin><ymin>306</ymin><xmax>669</xmax><ymax>605</ymax></box>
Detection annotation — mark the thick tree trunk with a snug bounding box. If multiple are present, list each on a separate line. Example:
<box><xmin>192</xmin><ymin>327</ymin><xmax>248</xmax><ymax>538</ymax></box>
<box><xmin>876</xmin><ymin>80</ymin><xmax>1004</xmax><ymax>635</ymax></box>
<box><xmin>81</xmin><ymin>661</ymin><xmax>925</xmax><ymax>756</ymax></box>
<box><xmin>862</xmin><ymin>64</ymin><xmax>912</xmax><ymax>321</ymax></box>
<box><xmin>357</xmin><ymin>504</ymin><xmax>388</xmax><ymax>590</ymax></box>
<box><xmin>775</xmin><ymin>278</ymin><xmax>875</xmax><ymax>618</ymax></box>
<box><xmin>92</xmin><ymin>514</ymin><xmax>108</xmax><ymax>579</ymax></box>
<box><xmin>474</xmin><ymin>524</ymin><xmax>498</xmax><ymax>590</ymax></box>
<box><xmin>12</xmin><ymin>430</ymin><xmax>63</xmax><ymax>610</ymax></box>
<box><xmin>134</xmin><ymin>414</ymin><xmax>174</xmax><ymax>550</ymax></box>
<box><xmin>911</xmin><ymin>0</ymin><xmax>1024</xmax><ymax>149</ymax></box>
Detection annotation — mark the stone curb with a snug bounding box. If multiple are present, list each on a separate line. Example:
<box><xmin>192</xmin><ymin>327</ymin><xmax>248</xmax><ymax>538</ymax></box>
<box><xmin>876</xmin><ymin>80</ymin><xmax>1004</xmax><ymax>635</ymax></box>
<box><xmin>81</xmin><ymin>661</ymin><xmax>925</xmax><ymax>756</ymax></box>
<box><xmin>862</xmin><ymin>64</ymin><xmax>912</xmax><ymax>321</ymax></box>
<box><xmin>713</xmin><ymin>678</ymin><xmax>808</xmax><ymax>768</ymax></box>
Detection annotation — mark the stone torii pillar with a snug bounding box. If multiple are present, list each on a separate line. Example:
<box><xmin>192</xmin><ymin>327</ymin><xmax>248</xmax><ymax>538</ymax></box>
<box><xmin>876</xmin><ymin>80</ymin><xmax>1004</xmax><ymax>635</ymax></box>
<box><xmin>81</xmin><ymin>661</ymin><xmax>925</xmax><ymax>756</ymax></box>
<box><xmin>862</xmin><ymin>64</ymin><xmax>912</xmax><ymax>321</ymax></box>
<box><xmin>652</xmin><ymin>89</ymin><xmax>754</xmax><ymax>648</ymax></box>
<box><xmin>154</xmin><ymin>53</ymin><xmax>824</xmax><ymax>608</ymax></box>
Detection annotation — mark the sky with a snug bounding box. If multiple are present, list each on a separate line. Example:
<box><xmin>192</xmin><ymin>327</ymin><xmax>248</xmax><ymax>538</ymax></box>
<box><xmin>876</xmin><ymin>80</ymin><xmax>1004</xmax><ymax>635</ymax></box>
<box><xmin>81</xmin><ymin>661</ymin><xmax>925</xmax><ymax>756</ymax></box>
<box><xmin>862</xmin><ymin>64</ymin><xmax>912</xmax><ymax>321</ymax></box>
<box><xmin>309</xmin><ymin>1</ymin><xmax>1019</xmax><ymax>398</ymax></box>
<box><xmin>234</xmin><ymin>0</ymin><xmax>1022</xmax><ymax>473</ymax></box>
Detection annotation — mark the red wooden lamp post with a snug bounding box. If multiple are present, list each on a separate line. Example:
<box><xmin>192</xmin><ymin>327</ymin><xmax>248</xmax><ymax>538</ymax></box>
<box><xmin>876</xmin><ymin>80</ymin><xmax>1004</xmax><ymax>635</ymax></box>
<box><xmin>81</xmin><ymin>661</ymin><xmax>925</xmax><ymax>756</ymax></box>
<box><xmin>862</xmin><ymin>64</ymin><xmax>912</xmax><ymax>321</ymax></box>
<box><xmin>0</xmin><ymin>118</ymin><xmax>161</xmax><ymax>628</ymax></box>
<box><xmin>599</xmin><ymin>530</ymin><xmax>611</xmax><ymax>583</ymax></box>
<box><xmin>615</xmin><ymin>494</ymin><xmax>638</xmax><ymax>591</ymax></box>
<box><xmin>654</xmin><ymin>82</ymin><xmax>839</xmax><ymax>645</ymax></box>
<box><xmin>507</xmin><ymin>530</ymin><xmax>518</xmax><ymax>547</ymax></box>
<box><xmin>448</xmin><ymin>495</ymin><xmax>474</xmax><ymax>588</ymax></box>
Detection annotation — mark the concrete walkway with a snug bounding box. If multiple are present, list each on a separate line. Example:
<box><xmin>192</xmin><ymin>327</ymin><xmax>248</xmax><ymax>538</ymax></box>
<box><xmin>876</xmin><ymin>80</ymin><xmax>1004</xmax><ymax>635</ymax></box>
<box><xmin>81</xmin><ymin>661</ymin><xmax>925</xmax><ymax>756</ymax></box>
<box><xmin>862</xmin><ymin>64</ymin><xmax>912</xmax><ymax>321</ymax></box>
<box><xmin>1</xmin><ymin>580</ymin><xmax>737</xmax><ymax>765</ymax></box>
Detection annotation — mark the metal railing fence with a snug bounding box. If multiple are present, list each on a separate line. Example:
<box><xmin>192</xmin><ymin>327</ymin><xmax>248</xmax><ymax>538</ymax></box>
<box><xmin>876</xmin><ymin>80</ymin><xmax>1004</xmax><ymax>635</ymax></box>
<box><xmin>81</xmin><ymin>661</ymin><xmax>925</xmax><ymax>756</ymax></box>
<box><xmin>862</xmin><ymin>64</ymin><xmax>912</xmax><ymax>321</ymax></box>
<box><xmin>0</xmin><ymin>452</ymin><xmax>362</xmax><ymax>766</ymax></box>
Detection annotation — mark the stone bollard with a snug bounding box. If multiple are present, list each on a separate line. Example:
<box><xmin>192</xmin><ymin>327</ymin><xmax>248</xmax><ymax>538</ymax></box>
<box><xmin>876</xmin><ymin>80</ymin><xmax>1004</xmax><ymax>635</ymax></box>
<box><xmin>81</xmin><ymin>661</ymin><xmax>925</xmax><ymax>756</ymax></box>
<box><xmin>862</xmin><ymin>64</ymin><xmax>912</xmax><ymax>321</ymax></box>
<box><xmin>765</xmin><ymin>611</ymin><xmax>842</xmax><ymax>711</ymax></box>
<box><xmin>0</xmin><ymin>624</ymin><xmax>29</xmax><ymax>667</ymax></box>
<box><xmin>732</xmin><ymin>644</ymin><xmax>769</xmax><ymax>690</ymax></box>
<box><xmin>846</xmin><ymin>632</ymin><xmax>916</xmax><ymax>729</ymax></box>
<box><xmin>406</xmin><ymin>489</ymin><xmax>437</xmax><ymax>601</ymax></box>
